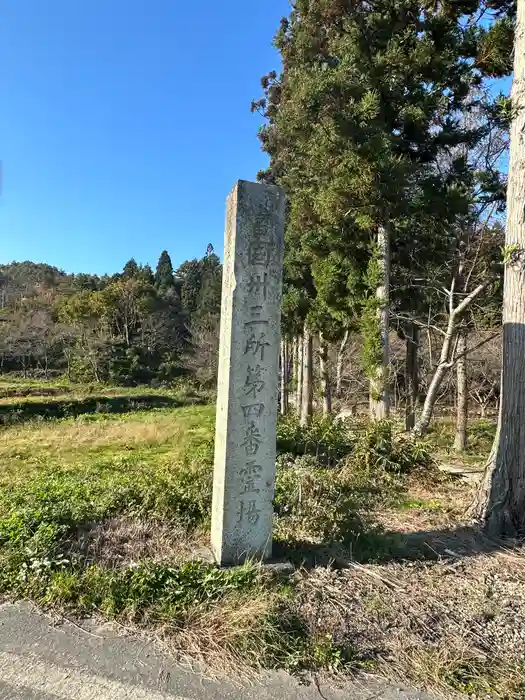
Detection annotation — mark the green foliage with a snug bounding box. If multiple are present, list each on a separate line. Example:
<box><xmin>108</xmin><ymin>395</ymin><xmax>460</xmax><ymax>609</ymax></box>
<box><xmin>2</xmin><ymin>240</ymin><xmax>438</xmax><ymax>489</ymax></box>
<box><xmin>122</xmin><ymin>258</ymin><xmax>139</xmax><ymax>279</ymax></box>
<box><xmin>0</xmin><ymin>261</ymin><xmax>66</xmax><ymax>301</ymax></box>
<box><xmin>476</xmin><ymin>16</ymin><xmax>515</xmax><ymax>77</ymax></box>
<box><xmin>46</xmin><ymin>560</ymin><xmax>261</xmax><ymax>617</ymax></box>
<box><xmin>154</xmin><ymin>250</ymin><xmax>175</xmax><ymax>292</ymax></box>
<box><xmin>360</xmin><ymin>248</ymin><xmax>385</xmax><ymax>381</ymax></box>
<box><xmin>444</xmin><ymin>659</ymin><xmax>499</xmax><ymax>696</ymax></box>
<box><xmin>309</xmin><ymin>634</ymin><xmax>348</xmax><ymax>671</ymax></box>
<box><xmin>176</xmin><ymin>248</ymin><xmax>222</xmax><ymax>321</ymax></box>
<box><xmin>468</xmin><ymin>418</ymin><xmax>497</xmax><ymax>454</ymax></box>
<box><xmin>0</xmin><ymin>246</ymin><xmax>222</xmax><ymax>386</ymax></box>
<box><xmin>277</xmin><ymin>414</ymin><xmax>433</xmax><ymax>475</ymax></box>
<box><xmin>274</xmin><ymin>457</ymin><xmax>370</xmax><ymax>544</ymax></box>
<box><xmin>256</xmin><ymin>0</ymin><xmax>511</xmax><ymax>404</ymax></box>
<box><xmin>0</xmin><ymin>397</ymin><xmax>380</xmax><ymax>673</ymax></box>
<box><xmin>0</xmin><ymin>392</ymin><xmax>207</xmax><ymax>426</ymax></box>
<box><xmin>427</xmin><ymin>417</ymin><xmax>496</xmax><ymax>457</ymax></box>
<box><xmin>0</xmin><ymin>391</ymin><xmax>487</xmax><ymax>678</ymax></box>
<box><xmin>351</xmin><ymin>422</ymin><xmax>435</xmax><ymax>474</ymax></box>
<box><xmin>277</xmin><ymin>412</ymin><xmax>355</xmax><ymax>464</ymax></box>
<box><xmin>501</xmin><ymin>243</ymin><xmax>523</xmax><ymax>266</ymax></box>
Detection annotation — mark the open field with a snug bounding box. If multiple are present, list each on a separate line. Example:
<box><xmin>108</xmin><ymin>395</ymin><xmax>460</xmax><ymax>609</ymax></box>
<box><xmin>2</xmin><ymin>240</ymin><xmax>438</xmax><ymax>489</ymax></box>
<box><xmin>0</xmin><ymin>378</ymin><xmax>209</xmax><ymax>425</ymax></box>
<box><xmin>0</xmin><ymin>380</ymin><xmax>522</xmax><ymax>698</ymax></box>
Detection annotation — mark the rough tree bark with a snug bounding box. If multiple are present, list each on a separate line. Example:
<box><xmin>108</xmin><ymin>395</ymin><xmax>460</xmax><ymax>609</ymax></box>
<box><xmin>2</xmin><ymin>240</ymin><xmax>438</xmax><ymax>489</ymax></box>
<box><xmin>336</xmin><ymin>329</ymin><xmax>350</xmax><ymax>398</ymax></box>
<box><xmin>318</xmin><ymin>332</ymin><xmax>332</xmax><ymax>416</ymax></box>
<box><xmin>370</xmin><ymin>224</ymin><xmax>391</xmax><ymax>421</ymax></box>
<box><xmin>300</xmin><ymin>326</ymin><xmax>313</xmax><ymax>426</ymax></box>
<box><xmin>454</xmin><ymin>328</ymin><xmax>468</xmax><ymax>452</ymax></box>
<box><xmin>295</xmin><ymin>333</ymin><xmax>303</xmax><ymax>415</ymax></box>
<box><xmin>476</xmin><ymin>3</ymin><xmax>525</xmax><ymax>536</ymax></box>
<box><xmin>405</xmin><ymin>322</ymin><xmax>420</xmax><ymax>431</ymax></box>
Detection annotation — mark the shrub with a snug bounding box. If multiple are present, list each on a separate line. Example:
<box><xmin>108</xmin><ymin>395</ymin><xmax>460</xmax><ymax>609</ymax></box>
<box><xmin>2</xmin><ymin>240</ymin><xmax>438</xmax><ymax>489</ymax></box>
<box><xmin>277</xmin><ymin>413</ymin><xmax>356</xmax><ymax>465</ymax></box>
<box><xmin>350</xmin><ymin>421</ymin><xmax>434</xmax><ymax>473</ymax></box>
<box><xmin>274</xmin><ymin>454</ymin><xmax>389</xmax><ymax>546</ymax></box>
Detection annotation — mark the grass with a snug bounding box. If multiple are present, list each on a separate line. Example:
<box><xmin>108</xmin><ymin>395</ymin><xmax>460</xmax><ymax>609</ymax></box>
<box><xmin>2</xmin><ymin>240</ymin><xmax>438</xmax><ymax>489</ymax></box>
<box><xmin>0</xmin><ymin>381</ymin><xmax>208</xmax><ymax>425</ymax></box>
<box><xmin>0</xmin><ymin>377</ymin><xmax>522</xmax><ymax>696</ymax></box>
<box><xmin>0</xmin><ymin>377</ymin><xmax>205</xmax><ymax>397</ymax></box>
<box><xmin>428</xmin><ymin>416</ymin><xmax>496</xmax><ymax>460</ymax></box>
<box><xmin>0</xmin><ymin>394</ymin><xmax>313</xmax><ymax>672</ymax></box>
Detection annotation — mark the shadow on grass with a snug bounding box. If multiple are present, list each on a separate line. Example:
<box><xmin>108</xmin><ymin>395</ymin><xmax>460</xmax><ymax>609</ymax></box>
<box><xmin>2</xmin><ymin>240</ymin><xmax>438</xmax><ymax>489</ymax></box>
<box><xmin>0</xmin><ymin>393</ymin><xmax>207</xmax><ymax>425</ymax></box>
<box><xmin>0</xmin><ymin>386</ymin><xmax>73</xmax><ymax>399</ymax></box>
<box><xmin>274</xmin><ymin>523</ymin><xmax>512</xmax><ymax>569</ymax></box>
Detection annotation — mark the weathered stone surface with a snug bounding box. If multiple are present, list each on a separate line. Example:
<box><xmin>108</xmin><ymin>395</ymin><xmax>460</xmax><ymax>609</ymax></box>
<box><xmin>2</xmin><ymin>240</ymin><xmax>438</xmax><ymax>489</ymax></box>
<box><xmin>211</xmin><ymin>180</ymin><xmax>285</xmax><ymax>566</ymax></box>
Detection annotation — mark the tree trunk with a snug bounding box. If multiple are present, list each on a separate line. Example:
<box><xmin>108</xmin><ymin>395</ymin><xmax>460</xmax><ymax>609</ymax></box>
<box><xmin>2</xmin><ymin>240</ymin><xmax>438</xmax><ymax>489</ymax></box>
<box><xmin>292</xmin><ymin>336</ymin><xmax>298</xmax><ymax>410</ymax></box>
<box><xmin>280</xmin><ymin>339</ymin><xmax>289</xmax><ymax>416</ymax></box>
<box><xmin>336</xmin><ymin>329</ymin><xmax>349</xmax><ymax>398</ymax></box>
<box><xmin>296</xmin><ymin>333</ymin><xmax>303</xmax><ymax>416</ymax></box>
<box><xmin>454</xmin><ymin>328</ymin><xmax>468</xmax><ymax>452</ymax></box>
<box><xmin>370</xmin><ymin>224</ymin><xmax>391</xmax><ymax>421</ymax></box>
<box><xmin>405</xmin><ymin>322</ymin><xmax>419</xmax><ymax>431</ymax></box>
<box><xmin>319</xmin><ymin>332</ymin><xmax>332</xmax><ymax>416</ymax></box>
<box><xmin>476</xmin><ymin>4</ymin><xmax>525</xmax><ymax>536</ymax></box>
<box><xmin>413</xmin><ymin>324</ymin><xmax>457</xmax><ymax>436</ymax></box>
<box><xmin>413</xmin><ymin>274</ymin><xmax>490</xmax><ymax>437</ymax></box>
<box><xmin>285</xmin><ymin>338</ymin><xmax>290</xmax><ymax>414</ymax></box>
<box><xmin>300</xmin><ymin>326</ymin><xmax>313</xmax><ymax>426</ymax></box>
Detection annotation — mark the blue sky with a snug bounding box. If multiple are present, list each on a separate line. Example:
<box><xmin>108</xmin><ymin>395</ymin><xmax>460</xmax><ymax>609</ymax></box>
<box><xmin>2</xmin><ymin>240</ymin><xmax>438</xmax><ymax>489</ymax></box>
<box><xmin>0</xmin><ymin>0</ymin><xmax>289</xmax><ymax>275</ymax></box>
<box><xmin>0</xmin><ymin>3</ymin><xmax>513</xmax><ymax>277</ymax></box>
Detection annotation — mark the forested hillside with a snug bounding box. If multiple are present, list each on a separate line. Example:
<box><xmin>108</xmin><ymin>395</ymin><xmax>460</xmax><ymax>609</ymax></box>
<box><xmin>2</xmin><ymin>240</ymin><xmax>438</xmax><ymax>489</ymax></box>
<box><xmin>0</xmin><ymin>248</ymin><xmax>222</xmax><ymax>386</ymax></box>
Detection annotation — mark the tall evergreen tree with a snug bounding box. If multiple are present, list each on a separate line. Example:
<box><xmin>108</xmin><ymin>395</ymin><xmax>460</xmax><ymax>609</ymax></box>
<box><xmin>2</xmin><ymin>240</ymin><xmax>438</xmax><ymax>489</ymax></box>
<box><xmin>122</xmin><ymin>258</ymin><xmax>139</xmax><ymax>279</ymax></box>
<box><xmin>177</xmin><ymin>247</ymin><xmax>222</xmax><ymax>321</ymax></box>
<box><xmin>255</xmin><ymin>0</ymin><xmax>505</xmax><ymax>420</ymax></box>
<box><xmin>177</xmin><ymin>259</ymin><xmax>203</xmax><ymax>316</ymax></box>
<box><xmin>155</xmin><ymin>250</ymin><xmax>175</xmax><ymax>293</ymax></box>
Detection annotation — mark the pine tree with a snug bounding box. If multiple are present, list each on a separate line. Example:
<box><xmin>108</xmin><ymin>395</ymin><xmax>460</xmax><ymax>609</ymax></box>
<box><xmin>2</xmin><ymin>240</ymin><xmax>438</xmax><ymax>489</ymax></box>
<box><xmin>256</xmin><ymin>0</ymin><xmax>503</xmax><ymax>420</ymax></box>
<box><xmin>154</xmin><ymin>251</ymin><xmax>175</xmax><ymax>294</ymax></box>
<box><xmin>122</xmin><ymin>258</ymin><xmax>139</xmax><ymax>279</ymax></box>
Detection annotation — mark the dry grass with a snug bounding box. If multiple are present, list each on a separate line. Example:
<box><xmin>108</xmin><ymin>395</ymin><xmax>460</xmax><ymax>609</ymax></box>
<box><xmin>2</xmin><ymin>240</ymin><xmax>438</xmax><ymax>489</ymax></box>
<box><xmin>297</xmin><ymin>547</ymin><xmax>525</xmax><ymax>696</ymax></box>
<box><xmin>62</xmin><ymin>518</ymin><xmax>278</xmax><ymax>676</ymax></box>
<box><xmin>62</xmin><ymin>517</ymin><xmax>288</xmax><ymax>679</ymax></box>
<box><xmin>0</xmin><ymin>406</ymin><xmax>214</xmax><ymax>483</ymax></box>
<box><xmin>377</xmin><ymin>472</ymin><xmax>473</xmax><ymax>535</ymax></box>
<box><xmin>157</xmin><ymin>591</ymin><xmax>281</xmax><ymax>675</ymax></box>
<box><xmin>67</xmin><ymin>517</ymin><xmax>212</xmax><ymax>569</ymax></box>
<box><xmin>294</xmin><ymin>474</ymin><xmax>525</xmax><ymax>698</ymax></box>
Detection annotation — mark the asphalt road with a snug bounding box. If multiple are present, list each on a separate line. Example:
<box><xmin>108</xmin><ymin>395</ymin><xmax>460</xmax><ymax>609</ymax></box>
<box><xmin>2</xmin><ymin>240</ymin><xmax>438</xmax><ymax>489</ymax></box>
<box><xmin>0</xmin><ymin>602</ymin><xmax>436</xmax><ymax>700</ymax></box>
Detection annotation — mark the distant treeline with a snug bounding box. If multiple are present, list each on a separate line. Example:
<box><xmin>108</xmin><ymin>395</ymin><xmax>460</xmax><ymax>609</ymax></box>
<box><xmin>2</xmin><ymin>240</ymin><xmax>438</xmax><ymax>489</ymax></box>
<box><xmin>0</xmin><ymin>247</ymin><xmax>222</xmax><ymax>386</ymax></box>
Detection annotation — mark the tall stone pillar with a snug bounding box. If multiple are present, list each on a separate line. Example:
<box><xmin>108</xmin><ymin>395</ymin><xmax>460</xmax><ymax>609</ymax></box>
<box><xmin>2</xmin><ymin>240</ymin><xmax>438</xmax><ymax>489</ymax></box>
<box><xmin>211</xmin><ymin>180</ymin><xmax>285</xmax><ymax>566</ymax></box>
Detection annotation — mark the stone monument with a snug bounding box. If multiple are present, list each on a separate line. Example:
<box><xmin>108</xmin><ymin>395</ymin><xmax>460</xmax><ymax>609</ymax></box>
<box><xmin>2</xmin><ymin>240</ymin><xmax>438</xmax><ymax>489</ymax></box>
<box><xmin>211</xmin><ymin>180</ymin><xmax>285</xmax><ymax>566</ymax></box>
